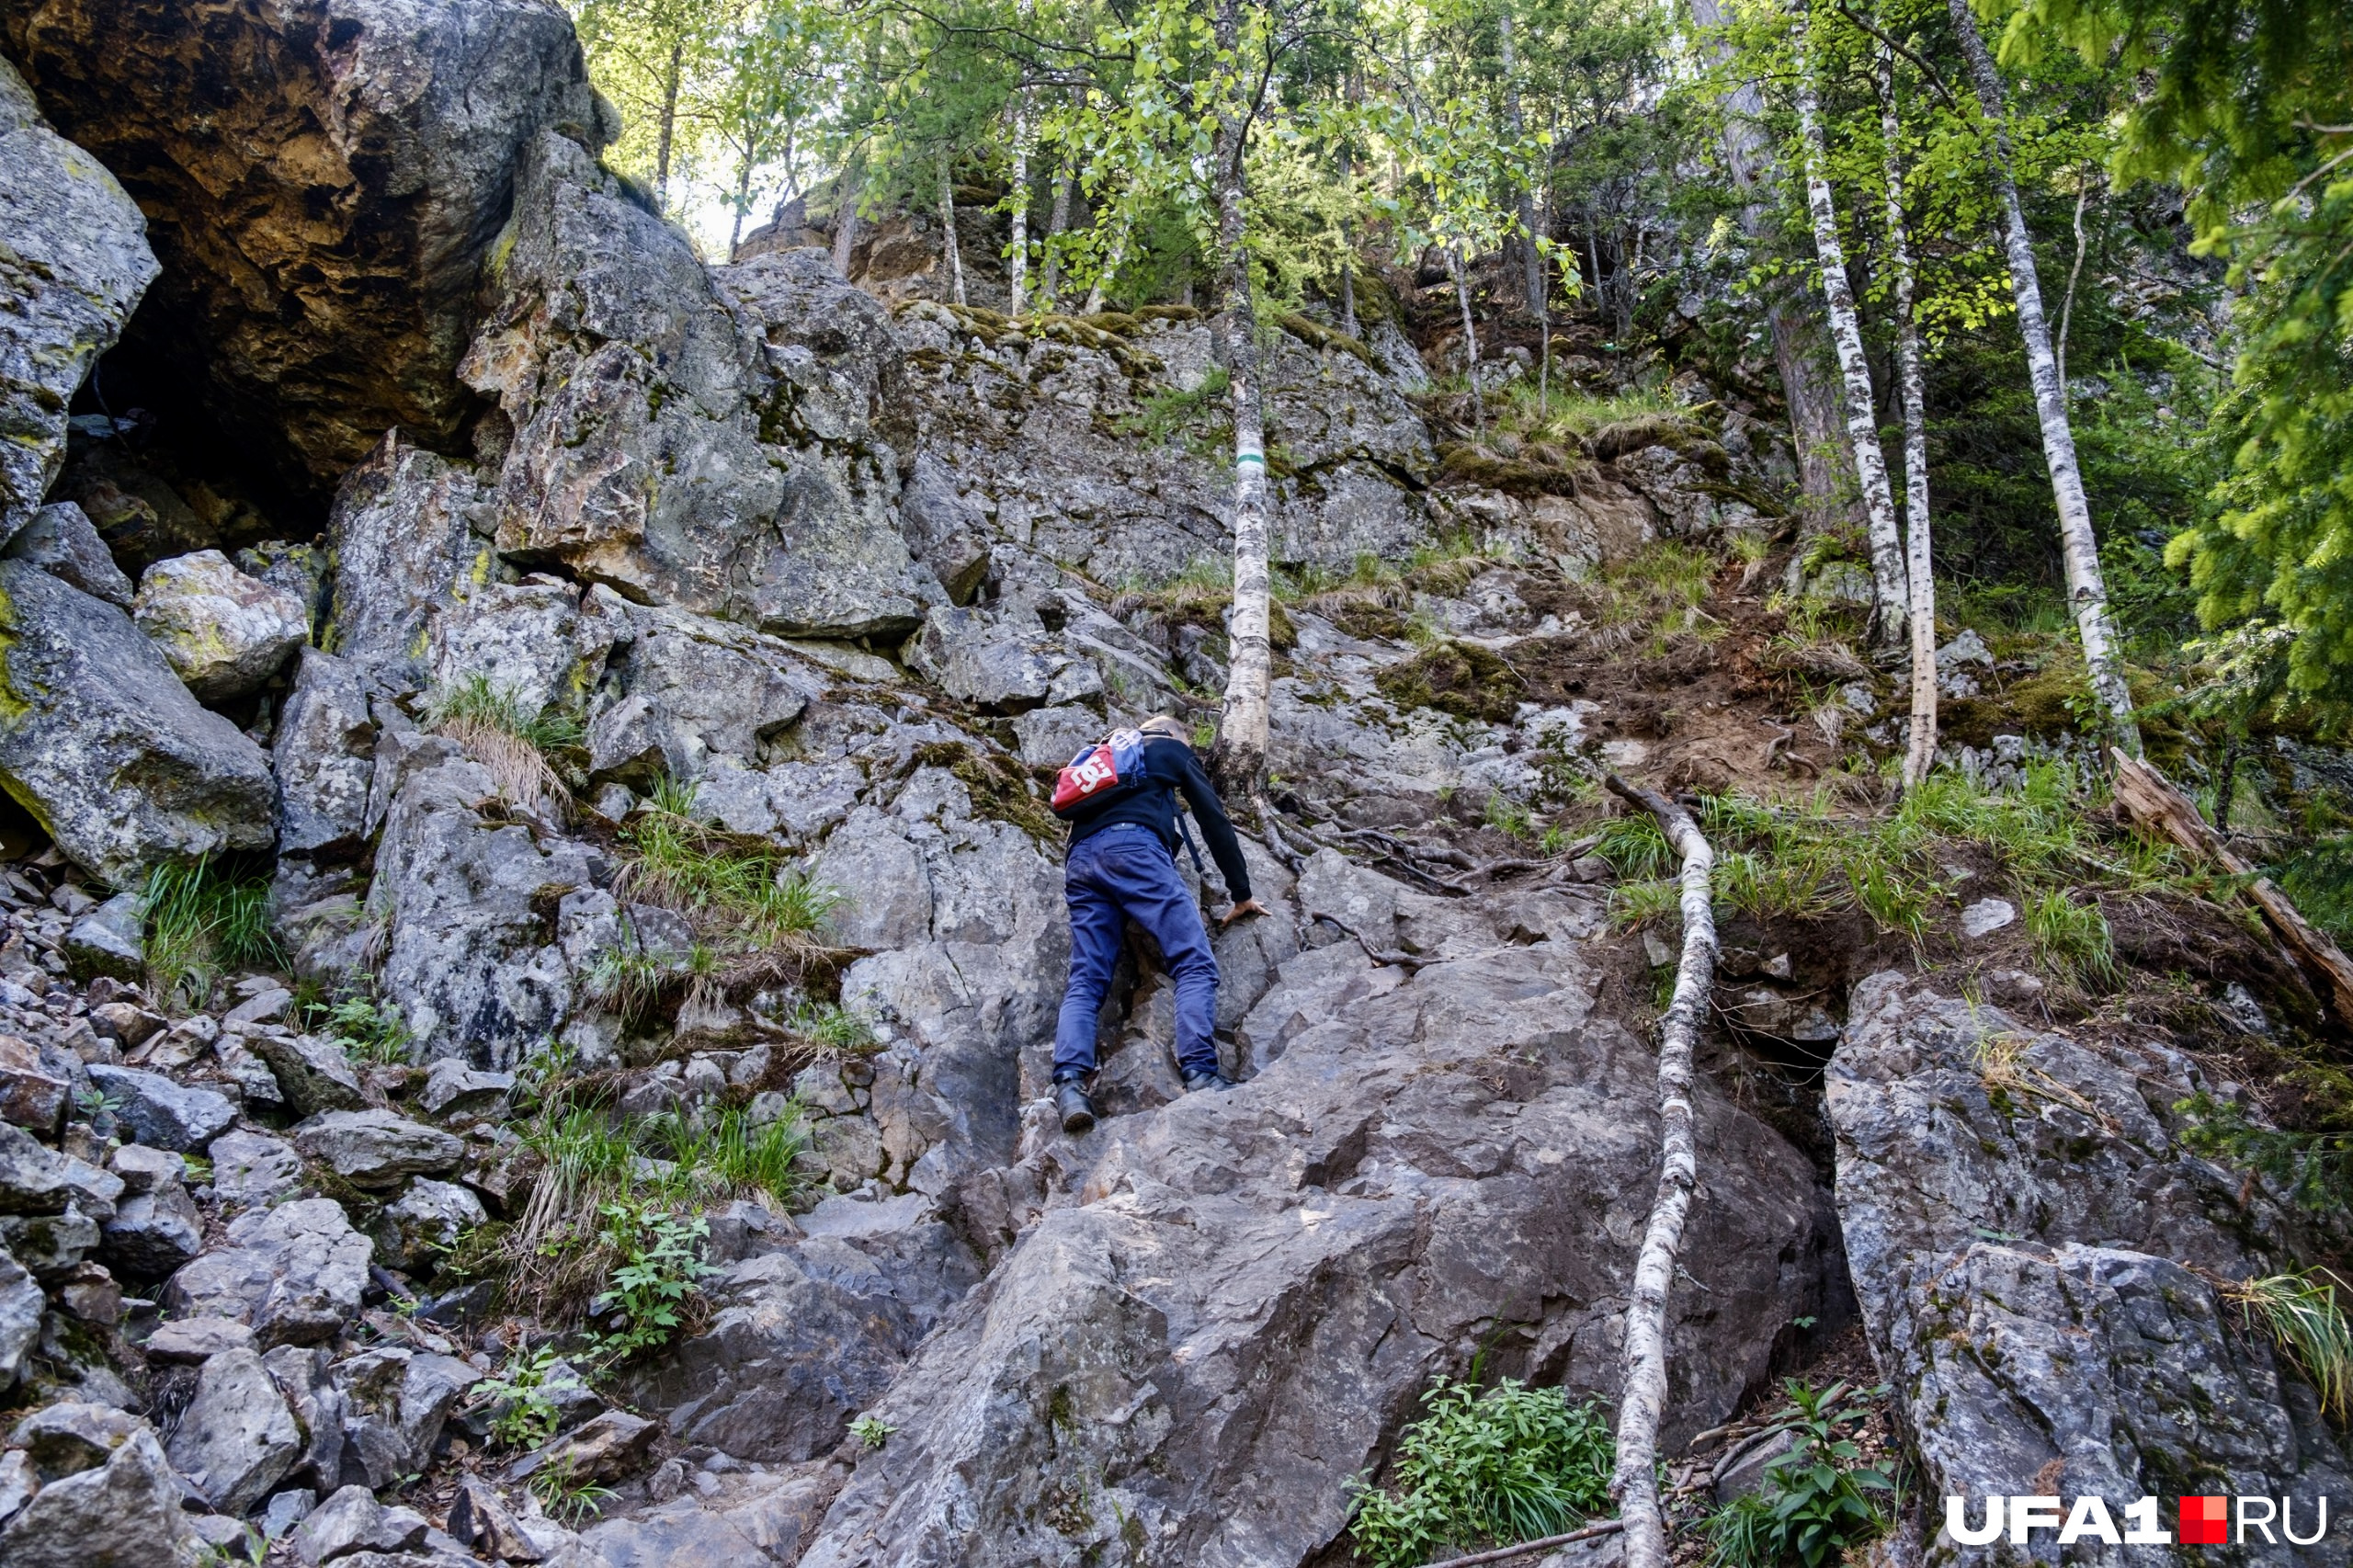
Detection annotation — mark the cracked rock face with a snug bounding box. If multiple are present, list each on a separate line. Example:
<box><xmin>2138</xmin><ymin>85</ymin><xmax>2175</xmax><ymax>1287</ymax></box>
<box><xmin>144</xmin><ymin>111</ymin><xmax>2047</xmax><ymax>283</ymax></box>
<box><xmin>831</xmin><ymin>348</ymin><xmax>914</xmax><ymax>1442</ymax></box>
<box><xmin>0</xmin><ymin>0</ymin><xmax>606</xmax><ymax>501</ymax></box>
<box><xmin>462</xmin><ymin>133</ymin><xmax>943</xmax><ymax>638</ymax></box>
<box><xmin>0</xmin><ymin>561</ymin><xmax>277</xmax><ymax>889</ymax></box>
<box><xmin>1828</xmin><ymin>972</ymin><xmax>2353</xmax><ymax>1565</ymax></box>
<box><xmin>0</xmin><ymin>55</ymin><xmax>157</xmax><ymax>539</ymax></box>
<box><xmin>130</xmin><ymin>549</ymin><xmax>310</xmax><ymax>699</ymax></box>
<box><xmin>800</xmin><ymin>877</ymin><xmax>1839</xmax><ymax>1568</ymax></box>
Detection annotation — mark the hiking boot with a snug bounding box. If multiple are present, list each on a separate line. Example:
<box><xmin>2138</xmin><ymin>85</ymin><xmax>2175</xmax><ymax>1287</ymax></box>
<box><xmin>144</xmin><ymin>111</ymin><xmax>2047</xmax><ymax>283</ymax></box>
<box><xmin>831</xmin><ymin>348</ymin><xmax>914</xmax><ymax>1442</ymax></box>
<box><xmin>1055</xmin><ymin>1079</ymin><xmax>1097</xmax><ymax>1134</ymax></box>
<box><xmin>1183</xmin><ymin>1070</ymin><xmax>1237</xmax><ymax>1094</ymax></box>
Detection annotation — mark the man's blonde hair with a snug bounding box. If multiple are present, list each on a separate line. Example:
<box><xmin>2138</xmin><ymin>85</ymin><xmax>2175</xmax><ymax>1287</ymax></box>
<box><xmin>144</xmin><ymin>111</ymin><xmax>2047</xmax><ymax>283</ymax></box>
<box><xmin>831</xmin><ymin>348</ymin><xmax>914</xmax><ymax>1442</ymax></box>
<box><xmin>1139</xmin><ymin>715</ymin><xmax>1190</xmax><ymax>743</ymax></box>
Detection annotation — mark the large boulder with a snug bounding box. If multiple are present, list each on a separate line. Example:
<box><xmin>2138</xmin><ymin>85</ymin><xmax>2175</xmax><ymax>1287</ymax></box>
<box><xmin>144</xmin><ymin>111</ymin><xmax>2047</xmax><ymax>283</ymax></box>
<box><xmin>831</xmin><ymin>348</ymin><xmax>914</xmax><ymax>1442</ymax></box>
<box><xmin>320</xmin><ymin>433</ymin><xmax>494</xmax><ymax>677</ymax></box>
<box><xmin>291</xmin><ymin>1108</ymin><xmax>463</xmax><ymax>1188</ymax></box>
<box><xmin>461</xmin><ymin>132</ymin><xmax>942</xmax><ymax>637</ymax></box>
<box><xmin>3</xmin><ymin>502</ymin><xmax>133</xmax><ymax>606</ymax></box>
<box><xmin>0</xmin><ymin>55</ymin><xmax>157</xmax><ymax>538</ymax></box>
<box><xmin>0</xmin><ymin>0</ymin><xmax>608</xmax><ymax>501</ymax></box>
<box><xmin>800</xmin><ymin>876</ymin><xmax>1838</xmax><ymax>1568</ymax></box>
<box><xmin>0</xmin><ymin>1419</ymin><xmax>198</xmax><ymax>1567</ymax></box>
<box><xmin>163</xmin><ymin>1346</ymin><xmax>301</xmax><ymax>1513</ymax></box>
<box><xmin>162</xmin><ymin>1197</ymin><xmax>372</xmax><ymax>1346</ymax></box>
<box><xmin>365</xmin><ymin>731</ymin><xmax>597</xmax><ymax>1064</ymax></box>
<box><xmin>130</xmin><ymin>549</ymin><xmax>309</xmax><ymax>699</ymax></box>
<box><xmin>0</xmin><ymin>560</ymin><xmax>276</xmax><ymax>888</ymax></box>
<box><xmin>1828</xmin><ymin>972</ymin><xmax>2352</xmax><ymax>1564</ymax></box>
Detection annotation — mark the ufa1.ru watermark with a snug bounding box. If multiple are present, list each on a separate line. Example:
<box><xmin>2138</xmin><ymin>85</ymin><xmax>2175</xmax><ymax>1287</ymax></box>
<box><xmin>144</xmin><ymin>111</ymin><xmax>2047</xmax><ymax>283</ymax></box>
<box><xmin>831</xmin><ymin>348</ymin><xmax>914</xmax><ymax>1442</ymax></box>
<box><xmin>1943</xmin><ymin>1494</ymin><xmax>2331</xmax><ymax>1547</ymax></box>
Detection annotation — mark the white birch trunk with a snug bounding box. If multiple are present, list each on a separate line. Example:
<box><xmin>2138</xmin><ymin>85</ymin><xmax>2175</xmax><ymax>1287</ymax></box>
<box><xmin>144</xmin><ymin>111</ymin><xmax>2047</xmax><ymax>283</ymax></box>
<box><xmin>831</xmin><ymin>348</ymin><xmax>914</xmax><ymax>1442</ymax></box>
<box><xmin>1211</xmin><ymin>0</ymin><xmax>1272</xmax><ymax>794</ymax></box>
<box><xmin>1007</xmin><ymin>95</ymin><xmax>1031</xmax><ymax>316</ymax></box>
<box><xmin>1604</xmin><ymin>775</ymin><xmax>1716</xmax><ymax>1568</ymax></box>
<box><xmin>1876</xmin><ymin>44</ymin><xmax>1938</xmax><ymax>788</ymax></box>
<box><xmin>1947</xmin><ymin>0</ymin><xmax>2141</xmax><ymax>753</ymax></box>
<box><xmin>1041</xmin><ymin>157</ymin><xmax>1074</xmax><ymax>307</ymax></box>
<box><xmin>1082</xmin><ymin>213</ymin><xmax>1128</xmax><ymax>314</ymax></box>
<box><xmin>1688</xmin><ymin>0</ymin><xmax>1857</xmax><ymax>524</ymax></box>
<box><xmin>1500</xmin><ymin>9</ymin><xmax>1543</xmax><ymax>315</ymax></box>
<box><xmin>937</xmin><ymin>160</ymin><xmax>967</xmax><ymax>307</ymax></box>
<box><xmin>1449</xmin><ymin>244</ymin><xmax>1485</xmax><ymax>436</ymax></box>
<box><xmin>1792</xmin><ymin>3</ymin><xmax>1906</xmax><ymax>650</ymax></box>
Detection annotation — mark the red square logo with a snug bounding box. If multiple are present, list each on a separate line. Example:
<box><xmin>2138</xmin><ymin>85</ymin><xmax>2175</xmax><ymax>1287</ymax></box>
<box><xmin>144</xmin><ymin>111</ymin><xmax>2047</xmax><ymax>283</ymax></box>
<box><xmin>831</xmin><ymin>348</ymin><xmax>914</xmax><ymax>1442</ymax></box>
<box><xmin>2180</xmin><ymin>1495</ymin><xmax>2229</xmax><ymax>1545</ymax></box>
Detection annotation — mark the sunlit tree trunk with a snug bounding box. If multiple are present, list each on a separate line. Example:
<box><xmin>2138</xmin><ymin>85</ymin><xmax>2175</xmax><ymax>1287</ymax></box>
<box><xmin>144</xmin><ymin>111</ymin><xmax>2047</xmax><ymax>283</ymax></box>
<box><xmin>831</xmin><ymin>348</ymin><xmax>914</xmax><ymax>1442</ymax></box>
<box><xmin>728</xmin><ymin>153</ymin><xmax>754</xmax><ymax>255</ymax></box>
<box><xmin>831</xmin><ymin>153</ymin><xmax>863</xmax><ymax>278</ymax></box>
<box><xmin>1947</xmin><ymin>0</ymin><xmax>2141</xmax><ymax>753</ymax></box>
<box><xmin>1448</xmin><ymin>243</ymin><xmax>1485</xmax><ymax>436</ymax></box>
<box><xmin>1876</xmin><ymin>43</ymin><xmax>1937</xmax><ymax>787</ymax></box>
<box><xmin>1500</xmin><ymin>8</ymin><xmax>1542</xmax><ymax>315</ymax></box>
<box><xmin>1007</xmin><ymin>95</ymin><xmax>1031</xmax><ymax>316</ymax></box>
<box><xmin>1082</xmin><ymin>211</ymin><xmax>1128</xmax><ymax>314</ymax></box>
<box><xmin>1792</xmin><ymin>2</ymin><xmax>1906</xmax><ymax>650</ymax></box>
<box><xmin>937</xmin><ymin>158</ymin><xmax>967</xmax><ymax>307</ymax></box>
<box><xmin>654</xmin><ymin>40</ymin><xmax>683</xmax><ymax>216</ymax></box>
<box><xmin>1041</xmin><ymin>156</ymin><xmax>1074</xmax><ymax>308</ymax></box>
<box><xmin>1688</xmin><ymin>0</ymin><xmax>1856</xmax><ymax>527</ymax></box>
<box><xmin>1210</xmin><ymin>0</ymin><xmax>1272</xmax><ymax>795</ymax></box>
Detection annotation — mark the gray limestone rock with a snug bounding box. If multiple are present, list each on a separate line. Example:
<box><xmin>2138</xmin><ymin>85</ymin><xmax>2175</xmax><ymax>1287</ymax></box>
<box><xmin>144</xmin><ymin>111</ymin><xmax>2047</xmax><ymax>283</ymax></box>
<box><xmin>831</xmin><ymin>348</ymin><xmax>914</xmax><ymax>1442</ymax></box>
<box><xmin>0</xmin><ymin>1033</ymin><xmax>68</xmax><ymax>1131</ymax></box>
<box><xmin>0</xmin><ymin>1205</ymin><xmax>97</xmax><ymax>1278</ymax></box>
<box><xmin>254</xmin><ymin>1032</ymin><xmax>368</xmax><ymax>1119</ymax></box>
<box><xmin>98</xmin><ymin>1181</ymin><xmax>203</xmax><ymax>1279</ymax></box>
<box><xmin>293</xmin><ymin>1110</ymin><xmax>465</xmax><ymax>1188</ymax></box>
<box><xmin>0</xmin><ymin>57</ymin><xmax>159</xmax><ymax>538</ymax></box>
<box><xmin>165</xmin><ymin>1346</ymin><xmax>301</xmax><ymax>1514</ymax></box>
<box><xmin>0</xmin><ymin>1123</ymin><xmax>71</xmax><ymax>1213</ymax></box>
<box><xmin>1828</xmin><ymin>972</ymin><xmax>2352</xmax><ymax>1565</ymax></box>
<box><xmin>107</xmin><ymin>1144</ymin><xmax>185</xmax><ymax>1195</ymax></box>
<box><xmin>416</xmin><ymin>1059</ymin><xmax>513</xmax><ymax>1120</ymax></box>
<box><xmin>263</xmin><ymin>1345</ymin><xmax>349</xmax><ymax>1492</ymax></box>
<box><xmin>85</xmin><ymin>1064</ymin><xmax>235</xmax><ymax>1152</ymax></box>
<box><xmin>273</xmin><ymin>649</ymin><xmax>381</xmax><ymax>868</ymax></box>
<box><xmin>0</xmin><ymin>1423</ymin><xmax>197</xmax><ymax>1568</ymax></box>
<box><xmin>321</xmin><ymin>436</ymin><xmax>492</xmax><ymax>679</ymax></box>
<box><xmin>422</xmin><ymin>575</ymin><xmax>602</xmax><ymax>722</ymax></box>
<box><xmin>896</xmin><ymin>452</ymin><xmax>992</xmax><ymax>604</ymax></box>
<box><xmin>903</xmin><ymin>604</ymin><xmax>1057</xmax><ymax>712</ymax></box>
<box><xmin>801</xmin><ymin>877</ymin><xmax>1836</xmax><ymax>1568</ymax></box>
<box><xmin>63</xmin><ymin>892</ymin><xmax>144</xmax><ymax>983</ymax></box>
<box><xmin>582</xmin><ymin>597</ymin><xmax>814</xmax><ymax>786</ymax></box>
<box><xmin>333</xmin><ymin>1347</ymin><xmax>482</xmax><ymax>1490</ymax></box>
<box><xmin>624</xmin><ymin>1190</ymin><xmax>980</xmax><ymax>1465</ymax></box>
<box><xmin>372</xmin><ymin>1177</ymin><xmax>488</xmax><ymax>1272</ymax></box>
<box><xmin>0</xmin><ymin>0</ymin><xmax>606</xmax><ymax>503</ymax></box>
<box><xmin>464</xmin><ymin>134</ymin><xmax>941</xmax><ymax>638</ymax></box>
<box><xmin>0</xmin><ymin>1446</ymin><xmax>28</xmax><ymax>1522</ymax></box>
<box><xmin>291</xmin><ymin>1484</ymin><xmax>429</xmax><ymax>1566</ymax></box>
<box><xmin>0</xmin><ymin>1247</ymin><xmax>40</xmax><ymax>1382</ymax></box>
<box><xmin>366</xmin><ymin>732</ymin><xmax>596</xmax><ymax>1065</ymax></box>
<box><xmin>0</xmin><ymin>562</ymin><xmax>277</xmax><ymax>889</ymax></box>
<box><xmin>131</xmin><ymin>550</ymin><xmax>311</xmax><ymax>699</ymax></box>
<box><xmin>209</xmin><ymin>1129</ymin><xmax>303</xmax><ymax>1208</ymax></box>
<box><xmin>140</xmin><ymin>1315</ymin><xmax>256</xmax><ymax>1365</ymax></box>
<box><xmin>4</xmin><ymin>502</ymin><xmax>133</xmax><ymax>606</ymax></box>
<box><xmin>501</xmin><ymin>1409</ymin><xmax>654</xmax><ymax>1485</ymax></box>
<box><xmin>162</xmin><ymin>1198</ymin><xmax>372</xmax><ymax>1346</ymax></box>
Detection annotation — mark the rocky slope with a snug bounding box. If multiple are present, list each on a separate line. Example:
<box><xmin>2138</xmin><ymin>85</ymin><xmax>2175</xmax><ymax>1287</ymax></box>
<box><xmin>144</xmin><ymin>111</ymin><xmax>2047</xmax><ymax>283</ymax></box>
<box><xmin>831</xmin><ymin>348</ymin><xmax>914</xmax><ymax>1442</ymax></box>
<box><xmin>0</xmin><ymin>5</ymin><xmax>2343</xmax><ymax>1568</ymax></box>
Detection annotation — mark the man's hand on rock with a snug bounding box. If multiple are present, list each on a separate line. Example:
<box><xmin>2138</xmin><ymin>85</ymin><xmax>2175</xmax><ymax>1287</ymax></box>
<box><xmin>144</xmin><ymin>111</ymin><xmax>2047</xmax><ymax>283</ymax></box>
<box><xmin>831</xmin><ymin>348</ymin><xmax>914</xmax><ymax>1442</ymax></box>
<box><xmin>1219</xmin><ymin>898</ymin><xmax>1268</xmax><ymax>927</ymax></box>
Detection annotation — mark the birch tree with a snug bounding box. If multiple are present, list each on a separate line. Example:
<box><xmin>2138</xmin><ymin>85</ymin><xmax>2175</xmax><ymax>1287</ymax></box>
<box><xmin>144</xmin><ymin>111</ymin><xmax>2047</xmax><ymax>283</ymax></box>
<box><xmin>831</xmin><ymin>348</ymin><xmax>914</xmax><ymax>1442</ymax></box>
<box><xmin>1874</xmin><ymin>40</ymin><xmax>1938</xmax><ymax>787</ymax></box>
<box><xmin>1790</xmin><ymin>0</ymin><xmax>1907</xmax><ymax>650</ymax></box>
<box><xmin>1945</xmin><ymin>0</ymin><xmax>2140</xmax><ymax>752</ymax></box>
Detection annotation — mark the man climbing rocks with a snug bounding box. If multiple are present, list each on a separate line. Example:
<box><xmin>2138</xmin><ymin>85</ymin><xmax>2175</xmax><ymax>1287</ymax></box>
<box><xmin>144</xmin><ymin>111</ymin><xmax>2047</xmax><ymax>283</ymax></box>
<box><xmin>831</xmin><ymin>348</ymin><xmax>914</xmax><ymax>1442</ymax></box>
<box><xmin>1050</xmin><ymin>715</ymin><xmax>1267</xmax><ymax>1133</ymax></box>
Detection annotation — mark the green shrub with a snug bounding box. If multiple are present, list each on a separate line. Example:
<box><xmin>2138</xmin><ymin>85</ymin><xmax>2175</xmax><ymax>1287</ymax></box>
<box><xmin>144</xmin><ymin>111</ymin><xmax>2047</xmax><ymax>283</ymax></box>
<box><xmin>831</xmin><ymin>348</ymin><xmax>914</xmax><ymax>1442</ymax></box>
<box><xmin>1700</xmin><ymin>1381</ymin><xmax>1892</xmax><ymax>1568</ymax></box>
<box><xmin>322</xmin><ymin>994</ymin><xmax>412</xmax><ymax>1065</ymax></box>
<box><xmin>1347</xmin><ymin>1377</ymin><xmax>1613</xmax><ymax>1568</ymax></box>
<box><xmin>470</xmin><ymin>1346</ymin><xmax>584</xmax><ymax>1450</ymax></box>
<box><xmin>588</xmin><ymin>1200</ymin><xmax>711</xmax><ymax>1361</ymax></box>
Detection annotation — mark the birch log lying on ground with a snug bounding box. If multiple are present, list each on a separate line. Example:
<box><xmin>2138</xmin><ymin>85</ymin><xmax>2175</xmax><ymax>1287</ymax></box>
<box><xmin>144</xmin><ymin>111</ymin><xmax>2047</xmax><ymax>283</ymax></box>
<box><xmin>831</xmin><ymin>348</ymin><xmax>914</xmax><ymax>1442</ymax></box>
<box><xmin>1602</xmin><ymin>773</ymin><xmax>1719</xmax><ymax>1568</ymax></box>
<box><xmin>2109</xmin><ymin>748</ymin><xmax>2353</xmax><ymax>1025</ymax></box>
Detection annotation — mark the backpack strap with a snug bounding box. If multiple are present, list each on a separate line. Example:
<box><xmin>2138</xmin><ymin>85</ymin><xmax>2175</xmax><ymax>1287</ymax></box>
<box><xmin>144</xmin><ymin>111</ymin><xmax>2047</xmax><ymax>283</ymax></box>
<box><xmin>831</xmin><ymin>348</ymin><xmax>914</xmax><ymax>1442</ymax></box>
<box><xmin>1175</xmin><ymin>808</ymin><xmax>1208</xmax><ymax>875</ymax></box>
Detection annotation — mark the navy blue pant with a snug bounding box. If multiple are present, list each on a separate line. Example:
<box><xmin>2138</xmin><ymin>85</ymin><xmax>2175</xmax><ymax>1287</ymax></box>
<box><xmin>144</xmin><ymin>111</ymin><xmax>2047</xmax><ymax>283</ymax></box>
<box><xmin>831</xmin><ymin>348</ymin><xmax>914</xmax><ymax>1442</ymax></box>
<box><xmin>1053</xmin><ymin>824</ymin><xmax>1221</xmax><ymax>1082</ymax></box>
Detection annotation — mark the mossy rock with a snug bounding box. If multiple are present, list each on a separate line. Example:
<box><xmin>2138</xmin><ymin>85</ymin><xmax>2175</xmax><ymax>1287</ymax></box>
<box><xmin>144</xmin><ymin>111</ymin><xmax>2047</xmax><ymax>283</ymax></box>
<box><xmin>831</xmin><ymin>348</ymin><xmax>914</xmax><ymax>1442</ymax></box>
<box><xmin>1587</xmin><ymin>413</ymin><xmax>1709</xmax><ymax>463</ymax></box>
<box><xmin>1275</xmin><ymin>312</ymin><xmax>1379</xmax><ymax>371</ymax></box>
<box><xmin>1374</xmin><ymin>640</ymin><xmax>1525</xmax><ymax>722</ymax></box>
<box><xmin>912</xmin><ymin>740</ymin><xmax>1063</xmax><ymax>842</ymax></box>
<box><xmin>1433</xmin><ymin>442</ymin><xmax>1582</xmax><ymax>499</ymax></box>
<box><xmin>1134</xmin><ymin>304</ymin><xmax>1202</xmax><ymax>324</ymax></box>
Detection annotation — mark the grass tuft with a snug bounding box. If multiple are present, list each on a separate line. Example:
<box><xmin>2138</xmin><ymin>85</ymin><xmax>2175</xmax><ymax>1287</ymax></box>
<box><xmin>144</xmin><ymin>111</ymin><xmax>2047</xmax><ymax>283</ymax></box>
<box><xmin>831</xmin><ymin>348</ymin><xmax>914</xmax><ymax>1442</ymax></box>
<box><xmin>2229</xmin><ymin>1269</ymin><xmax>2352</xmax><ymax>1423</ymax></box>
<box><xmin>427</xmin><ymin>674</ymin><xmax>580</xmax><ymax>820</ymax></box>
<box><xmin>143</xmin><ymin>858</ymin><xmax>280</xmax><ymax>1011</ymax></box>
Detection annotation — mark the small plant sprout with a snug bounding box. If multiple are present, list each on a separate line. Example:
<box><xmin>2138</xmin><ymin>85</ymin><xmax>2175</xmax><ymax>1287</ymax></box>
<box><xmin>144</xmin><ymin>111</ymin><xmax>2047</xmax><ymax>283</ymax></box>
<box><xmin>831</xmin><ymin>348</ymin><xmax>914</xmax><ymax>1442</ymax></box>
<box><xmin>528</xmin><ymin>1454</ymin><xmax>615</xmax><ymax>1526</ymax></box>
<box><xmin>851</xmin><ymin>1415</ymin><xmax>897</xmax><ymax>1449</ymax></box>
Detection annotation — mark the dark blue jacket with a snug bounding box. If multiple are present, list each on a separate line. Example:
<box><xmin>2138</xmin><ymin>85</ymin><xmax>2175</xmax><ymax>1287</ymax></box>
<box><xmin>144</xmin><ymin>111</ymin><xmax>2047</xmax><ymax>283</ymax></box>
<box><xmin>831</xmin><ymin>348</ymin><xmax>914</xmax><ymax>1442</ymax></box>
<box><xmin>1063</xmin><ymin>736</ymin><xmax>1254</xmax><ymax>902</ymax></box>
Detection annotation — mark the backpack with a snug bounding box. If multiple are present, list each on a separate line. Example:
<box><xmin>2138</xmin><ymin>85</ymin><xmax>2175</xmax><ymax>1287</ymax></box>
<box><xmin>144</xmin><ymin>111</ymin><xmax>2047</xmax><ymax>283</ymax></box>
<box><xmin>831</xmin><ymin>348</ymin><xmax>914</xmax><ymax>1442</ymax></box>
<box><xmin>1051</xmin><ymin>729</ymin><xmax>1147</xmax><ymax>816</ymax></box>
<box><xmin>1049</xmin><ymin>729</ymin><xmax>1211</xmax><ymax>873</ymax></box>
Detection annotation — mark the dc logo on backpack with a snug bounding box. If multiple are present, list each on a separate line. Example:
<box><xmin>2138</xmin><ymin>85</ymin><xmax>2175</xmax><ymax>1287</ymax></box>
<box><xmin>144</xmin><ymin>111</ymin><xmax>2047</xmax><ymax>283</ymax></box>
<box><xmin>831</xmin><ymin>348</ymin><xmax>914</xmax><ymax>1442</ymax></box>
<box><xmin>1051</xmin><ymin>728</ymin><xmax>1146</xmax><ymax>815</ymax></box>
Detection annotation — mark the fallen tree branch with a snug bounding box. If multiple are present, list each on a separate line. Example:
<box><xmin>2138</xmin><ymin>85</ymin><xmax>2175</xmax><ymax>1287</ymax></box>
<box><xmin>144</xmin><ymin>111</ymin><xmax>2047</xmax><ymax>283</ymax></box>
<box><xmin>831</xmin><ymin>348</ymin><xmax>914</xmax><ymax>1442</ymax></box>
<box><xmin>1602</xmin><ymin>771</ymin><xmax>1717</xmax><ymax>1568</ymax></box>
<box><xmin>2109</xmin><ymin>749</ymin><xmax>2353</xmax><ymax>1025</ymax></box>
<box><xmin>1416</xmin><ymin>1517</ymin><xmax>1625</xmax><ymax>1568</ymax></box>
<box><xmin>1250</xmin><ymin>790</ymin><xmax>1305</xmax><ymax>874</ymax></box>
<box><xmin>1310</xmin><ymin>913</ymin><xmax>1430</xmax><ymax>971</ymax></box>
